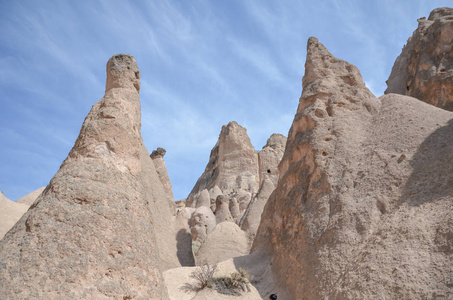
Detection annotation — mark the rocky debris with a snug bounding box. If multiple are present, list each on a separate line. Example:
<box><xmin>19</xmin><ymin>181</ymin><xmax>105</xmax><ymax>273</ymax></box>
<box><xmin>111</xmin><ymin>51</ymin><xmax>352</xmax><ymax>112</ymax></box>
<box><xmin>253</xmin><ymin>37</ymin><xmax>453</xmax><ymax>299</ymax></box>
<box><xmin>150</xmin><ymin>147</ymin><xmax>175</xmax><ymax>202</ymax></box>
<box><xmin>0</xmin><ymin>54</ymin><xmax>171</xmax><ymax>299</ymax></box>
<box><xmin>194</xmin><ymin>222</ymin><xmax>248</xmax><ymax>265</ymax></box>
<box><xmin>258</xmin><ymin>134</ymin><xmax>287</xmax><ymax>186</ymax></box>
<box><xmin>385</xmin><ymin>7</ymin><xmax>453</xmax><ymax>111</ymax></box>
<box><xmin>0</xmin><ymin>192</ymin><xmax>29</xmax><ymax>240</ymax></box>
<box><xmin>16</xmin><ymin>186</ymin><xmax>46</xmax><ymax>206</ymax></box>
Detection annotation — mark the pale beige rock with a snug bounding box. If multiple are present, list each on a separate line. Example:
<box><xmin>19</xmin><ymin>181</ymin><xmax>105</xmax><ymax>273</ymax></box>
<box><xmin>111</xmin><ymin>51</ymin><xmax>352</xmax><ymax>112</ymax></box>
<box><xmin>0</xmin><ymin>192</ymin><xmax>29</xmax><ymax>240</ymax></box>
<box><xmin>240</xmin><ymin>178</ymin><xmax>275</xmax><ymax>249</ymax></box>
<box><xmin>196</xmin><ymin>189</ymin><xmax>211</xmax><ymax>208</ymax></box>
<box><xmin>209</xmin><ymin>185</ymin><xmax>223</xmax><ymax>211</ymax></box>
<box><xmin>0</xmin><ymin>54</ymin><xmax>170</xmax><ymax>299</ymax></box>
<box><xmin>254</xmin><ymin>37</ymin><xmax>453</xmax><ymax>299</ymax></box>
<box><xmin>195</xmin><ymin>222</ymin><xmax>248</xmax><ymax>265</ymax></box>
<box><xmin>229</xmin><ymin>197</ymin><xmax>240</xmax><ymax>220</ymax></box>
<box><xmin>186</xmin><ymin>122</ymin><xmax>260</xmax><ymax>206</ymax></box>
<box><xmin>189</xmin><ymin>206</ymin><xmax>216</xmax><ymax>244</ymax></box>
<box><xmin>386</xmin><ymin>7</ymin><xmax>453</xmax><ymax>111</ymax></box>
<box><xmin>215</xmin><ymin>195</ymin><xmax>234</xmax><ymax>224</ymax></box>
<box><xmin>16</xmin><ymin>186</ymin><xmax>46</xmax><ymax>205</ymax></box>
<box><xmin>150</xmin><ymin>147</ymin><xmax>175</xmax><ymax>202</ymax></box>
<box><xmin>258</xmin><ymin>134</ymin><xmax>287</xmax><ymax>186</ymax></box>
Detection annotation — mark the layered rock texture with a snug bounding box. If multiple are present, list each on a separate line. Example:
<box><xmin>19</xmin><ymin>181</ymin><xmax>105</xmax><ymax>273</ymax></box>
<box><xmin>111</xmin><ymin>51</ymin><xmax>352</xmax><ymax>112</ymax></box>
<box><xmin>253</xmin><ymin>37</ymin><xmax>453</xmax><ymax>299</ymax></box>
<box><xmin>386</xmin><ymin>7</ymin><xmax>453</xmax><ymax>111</ymax></box>
<box><xmin>0</xmin><ymin>54</ymin><xmax>172</xmax><ymax>299</ymax></box>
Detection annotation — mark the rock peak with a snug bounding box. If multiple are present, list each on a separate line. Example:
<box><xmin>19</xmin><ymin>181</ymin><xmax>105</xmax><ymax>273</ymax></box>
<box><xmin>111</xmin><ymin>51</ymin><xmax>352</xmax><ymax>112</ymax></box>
<box><xmin>150</xmin><ymin>147</ymin><xmax>167</xmax><ymax>159</ymax></box>
<box><xmin>106</xmin><ymin>54</ymin><xmax>140</xmax><ymax>93</ymax></box>
<box><xmin>428</xmin><ymin>7</ymin><xmax>453</xmax><ymax>21</ymax></box>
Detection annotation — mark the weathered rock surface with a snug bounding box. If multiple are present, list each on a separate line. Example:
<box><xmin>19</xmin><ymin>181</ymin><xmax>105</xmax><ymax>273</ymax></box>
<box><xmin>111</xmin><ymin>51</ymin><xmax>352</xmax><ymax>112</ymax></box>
<box><xmin>386</xmin><ymin>7</ymin><xmax>453</xmax><ymax>111</ymax></box>
<box><xmin>186</xmin><ymin>121</ymin><xmax>260</xmax><ymax>207</ymax></box>
<box><xmin>253</xmin><ymin>37</ymin><xmax>453</xmax><ymax>299</ymax></box>
<box><xmin>183</xmin><ymin>122</ymin><xmax>287</xmax><ymax>268</ymax></box>
<box><xmin>150</xmin><ymin>147</ymin><xmax>174</xmax><ymax>202</ymax></box>
<box><xmin>0</xmin><ymin>191</ymin><xmax>29</xmax><ymax>240</ymax></box>
<box><xmin>215</xmin><ymin>195</ymin><xmax>234</xmax><ymax>224</ymax></box>
<box><xmin>16</xmin><ymin>186</ymin><xmax>46</xmax><ymax>205</ymax></box>
<box><xmin>195</xmin><ymin>221</ymin><xmax>248</xmax><ymax>265</ymax></box>
<box><xmin>0</xmin><ymin>54</ymin><xmax>170</xmax><ymax>299</ymax></box>
<box><xmin>189</xmin><ymin>206</ymin><xmax>216</xmax><ymax>245</ymax></box>
<box><xmin>240</xmin><ymin>178</ymin><xmax>275</xmax><ymax>249</ymax></box>
<box><xmin>258</xmin><ymin>134</ymin><xmax>287</xmax><ymax>186</ymax></box>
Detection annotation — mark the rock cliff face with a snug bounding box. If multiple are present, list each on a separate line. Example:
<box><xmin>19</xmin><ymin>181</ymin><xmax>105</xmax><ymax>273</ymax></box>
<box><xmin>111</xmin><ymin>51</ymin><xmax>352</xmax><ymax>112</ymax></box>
<box><xmin>253</xmin><ymin>37</ymin><xmax>453</xmax><ymax>299</ymax></box>
<box><xmin>0</xmin><ymin>54</ymin><xmax>170</xmax><ymax>299</ymax></box>
<box><xmin>386</xmin><ymin>7</ymin><xmax>453</xmax><ymax>111</ymax></box>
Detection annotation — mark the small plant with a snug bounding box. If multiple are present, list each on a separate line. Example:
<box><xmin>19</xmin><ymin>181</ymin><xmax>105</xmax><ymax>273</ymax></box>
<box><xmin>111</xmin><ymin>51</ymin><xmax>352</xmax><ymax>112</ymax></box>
<box><xmin>212</xmin><ymin>268</ymin><xmax>251</xmax><ymax>295</ymax></box>
<box><xmin>189</xmin><ymin>261</ymin><xmax>217</xmax><ymax>290</ymax></box>
<box><xmin>181</xmin><ymin>263</ymin><xmax>252</xmax><ymax>296</ymax></box>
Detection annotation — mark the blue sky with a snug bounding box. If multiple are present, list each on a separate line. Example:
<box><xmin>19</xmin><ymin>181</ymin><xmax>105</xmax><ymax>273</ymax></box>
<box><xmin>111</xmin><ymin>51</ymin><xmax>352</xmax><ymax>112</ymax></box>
<box><xmin>0</xmin><ymin>0</ymin><xmax>450</xmax><ymax>201</ymax></box>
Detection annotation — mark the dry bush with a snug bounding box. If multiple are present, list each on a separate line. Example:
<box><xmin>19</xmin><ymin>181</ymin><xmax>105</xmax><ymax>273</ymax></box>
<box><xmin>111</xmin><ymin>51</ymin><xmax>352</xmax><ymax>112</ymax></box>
<box><xmin>186</xmin><ymin>261</ymin><xmax>217</xmax><ymax>291</ymax></box>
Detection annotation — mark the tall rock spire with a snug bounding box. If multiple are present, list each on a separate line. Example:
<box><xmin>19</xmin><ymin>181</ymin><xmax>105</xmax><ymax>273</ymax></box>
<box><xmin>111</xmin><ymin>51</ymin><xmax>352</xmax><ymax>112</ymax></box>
<box><xmin>253</xmin><ymin>37</ymin><xmax>453</xmax><ymax>299</ymax></box>
<box><xmin>0</xmin><ymin>54</ymin><xmax>170</xmax><ymax>299</ymax></box>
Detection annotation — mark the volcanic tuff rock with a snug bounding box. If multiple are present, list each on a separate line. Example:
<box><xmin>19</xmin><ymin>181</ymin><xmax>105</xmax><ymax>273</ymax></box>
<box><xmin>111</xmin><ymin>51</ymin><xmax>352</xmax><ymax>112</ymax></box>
<box><xmin>386</xmin><ymin>7</ymin><xmax>453</xmax><ymax>111</ymax></box>
<box><xmin>0</xmin><ymin>54</ymin><xmax>172</xmax><ymax>299</ymax></box>
<box><xmin>186</xmin><ymin>121</ymin><xmax>260</xmax><ymax>207</ymax></box>
<box><xmin>184</xmin><ymin>121</ymin><xmax>286</xmax><ymax>263</ymax></box>
<box><xmin>150</xmin><ymin>147</ymin><xmax>174</xmax><ymax>202</ymax></box>
<box><xmin>16</xmin><ymin>186</ymin><xmax>46</xmax><ymax>206</ymax></box>
<box><xmin>253</xmin><ymin>37</ymin><xmax>453</xmax><ymax>299</ymax></box>
<box><xmin>0</xmin><ymin>191</ymin><xmax>29</xmax><ymax>240</ymax></box>
<box><xmin>258</xmin><ymin>133</ymin><xmax>287</xmax><ymax>186</ymax></box>
<box><xmin>194</xmin><ymin>221</ymin><xmax>248</xmax><ymax>265</ymax></box>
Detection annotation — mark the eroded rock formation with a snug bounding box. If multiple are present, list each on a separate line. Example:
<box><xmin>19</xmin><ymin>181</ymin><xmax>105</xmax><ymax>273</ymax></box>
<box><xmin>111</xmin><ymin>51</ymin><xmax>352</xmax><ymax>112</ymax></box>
<box><xmin>0</xmin><ymin>54</ymin><xmax>171</xmax><ymax>299</ymax></box>
<box><xmin>186</xmin><ymin>121</ymin><xmax>260</xmax><ymax>208</ymax></box>
<box><xmin>150</xmin><ymin>147</ymin><xmax>174</xmax><ymax>202</ymax></box>
<box><xmin>386</xmin><ymin>7</ymin><xmax>453</xmax><ymax>111</ymax></box>
<box><xmin>253</xmin><ymin>37</ymin><xmax>453</xmax><ymax>299</ymax></box>
<box><xmin>183</xmin><ymin>121</ymin><xmax>286</xmax><ymax>263</ymax></box>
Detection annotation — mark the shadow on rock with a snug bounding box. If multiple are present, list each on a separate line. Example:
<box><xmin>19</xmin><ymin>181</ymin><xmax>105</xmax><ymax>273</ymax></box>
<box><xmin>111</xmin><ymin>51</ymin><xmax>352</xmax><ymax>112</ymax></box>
<box><xmin>402</xmin><ymin>118</ymin><xmax>453</xmax><ymax>206</ymax></box>
<box><xmin>176</xmin><ymin>228</ymin><xmax>195</xmax><ymax>266</ymax></box>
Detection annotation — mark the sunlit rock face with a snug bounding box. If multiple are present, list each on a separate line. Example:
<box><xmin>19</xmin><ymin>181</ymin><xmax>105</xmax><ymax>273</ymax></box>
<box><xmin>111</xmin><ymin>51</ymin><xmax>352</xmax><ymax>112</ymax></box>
<box><xmin>253</xmin><ymin>37</ymin><xmax>453</xmax><ymax>299</ymax></box>
<box><xmin>0</xmin><ymin>54</ymin><xmax>171</xmax><ymax>299</ymax></box>
<box><xmin>386</xmin><ymin>7</ymin><xmax>453</xmax><ymax>111</ymax></box>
